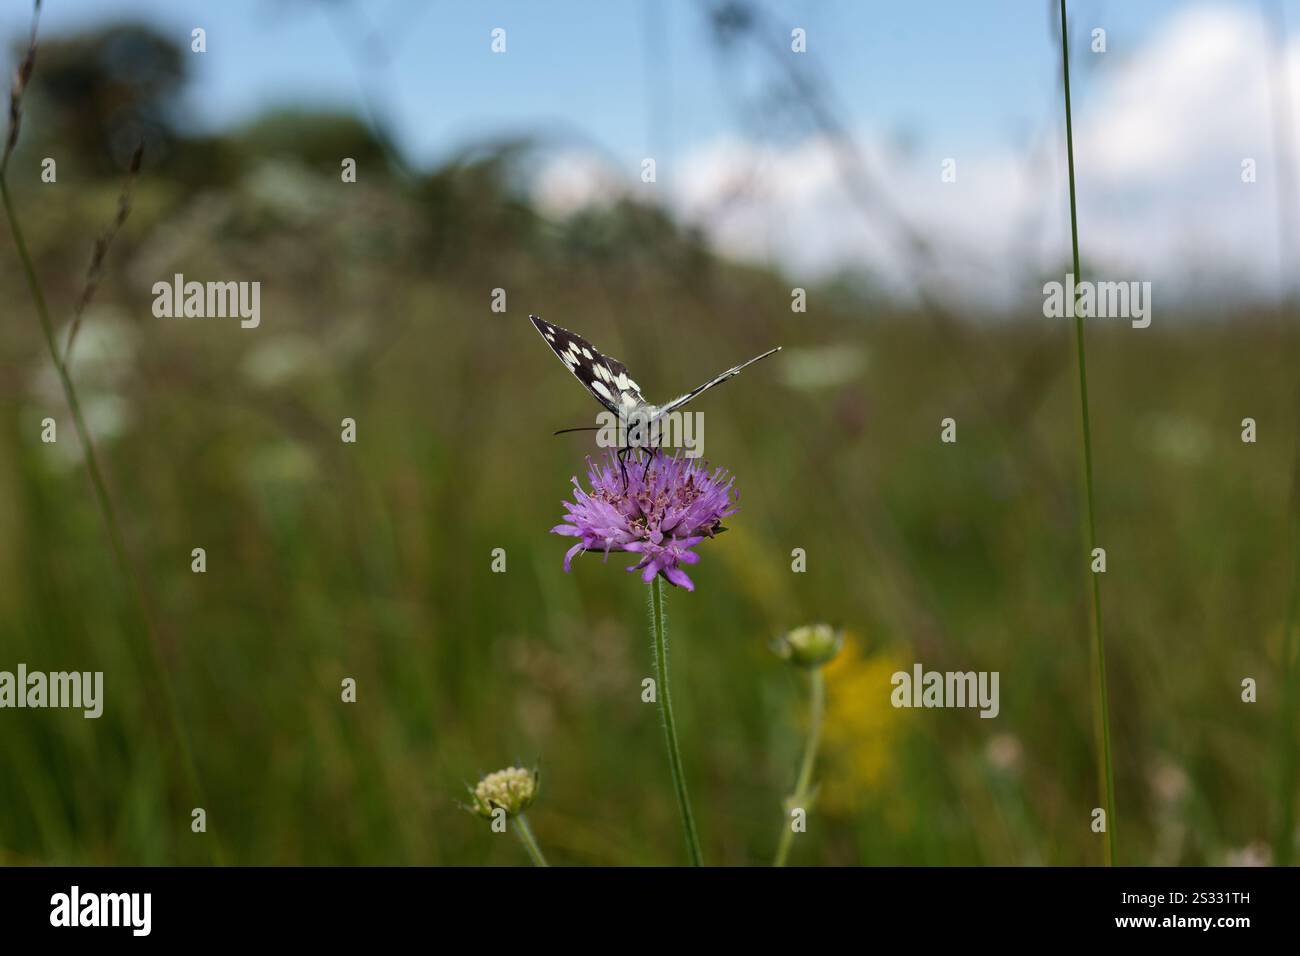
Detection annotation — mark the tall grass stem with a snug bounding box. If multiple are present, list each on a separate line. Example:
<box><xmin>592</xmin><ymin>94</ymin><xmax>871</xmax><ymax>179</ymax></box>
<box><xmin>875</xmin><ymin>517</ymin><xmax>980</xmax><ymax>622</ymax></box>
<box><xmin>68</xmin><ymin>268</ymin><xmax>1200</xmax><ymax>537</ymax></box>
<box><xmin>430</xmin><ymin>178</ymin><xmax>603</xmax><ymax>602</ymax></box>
<box><xmin>1266</xmin><ymin>0</ymin><xmax>1300</xmax><ymax>870</ymax></box>
<box><xmin>1059</xmin><ymin>0</ymin><xmax>1117</xmax><ymax>866</ymax></box>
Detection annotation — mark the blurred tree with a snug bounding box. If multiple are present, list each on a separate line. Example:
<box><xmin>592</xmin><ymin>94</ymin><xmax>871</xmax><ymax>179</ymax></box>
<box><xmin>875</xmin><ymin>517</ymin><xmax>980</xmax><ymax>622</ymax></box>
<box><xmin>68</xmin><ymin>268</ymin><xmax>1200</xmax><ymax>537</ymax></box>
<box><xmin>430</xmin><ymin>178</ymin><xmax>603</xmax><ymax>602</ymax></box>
<box><xmin>234</xmin><ymin>109</ymin><xmax>390</xmax><ymax>175</ymax></box>
<box><xmin>414</xmin><ymin>139</ymin><xmax>542</xmax><ymax>273</ymax></box>
<box><xmin>22</xmin><ymin>21</ymin><xmax>186</xmax><ymax>174</ymax></box>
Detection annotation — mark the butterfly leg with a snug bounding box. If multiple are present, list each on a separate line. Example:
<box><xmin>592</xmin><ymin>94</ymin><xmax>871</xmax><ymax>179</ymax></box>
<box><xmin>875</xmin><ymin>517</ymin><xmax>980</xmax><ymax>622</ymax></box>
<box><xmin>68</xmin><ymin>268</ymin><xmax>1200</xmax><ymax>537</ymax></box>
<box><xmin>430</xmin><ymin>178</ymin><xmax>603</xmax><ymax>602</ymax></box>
<box><xmin>616</xmin><ymin>446</ymin><xmax>630</xmax><ymax>491</ymax></box>
<box><xmin>640</xmin><ymin>440</ymin><xmax>656</xmax><ymax>483</ymax></box>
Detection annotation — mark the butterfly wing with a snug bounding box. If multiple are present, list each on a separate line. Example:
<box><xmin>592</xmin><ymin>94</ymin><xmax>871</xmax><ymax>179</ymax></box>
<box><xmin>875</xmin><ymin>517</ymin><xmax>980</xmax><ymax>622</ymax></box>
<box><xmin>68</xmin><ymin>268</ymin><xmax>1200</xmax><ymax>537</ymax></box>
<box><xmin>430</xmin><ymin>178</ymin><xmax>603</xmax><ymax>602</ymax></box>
<box><xmin>657</xmin><ymin>346</ymin><xmax>782</xmax><ymax>416</ymax></box>
<box><xmin>530</xmin><ymin>314</ymin><xmax>646</xmax><ymax>415</ymax></box>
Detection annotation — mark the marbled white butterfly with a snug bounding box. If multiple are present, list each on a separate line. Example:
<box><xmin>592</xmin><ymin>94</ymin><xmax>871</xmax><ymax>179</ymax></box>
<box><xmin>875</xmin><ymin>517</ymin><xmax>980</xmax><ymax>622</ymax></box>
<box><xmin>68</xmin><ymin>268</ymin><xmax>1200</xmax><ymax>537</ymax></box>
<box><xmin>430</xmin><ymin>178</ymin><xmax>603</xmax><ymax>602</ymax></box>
<box><xmin>530</xmin><ymin>313</ymin><xmax>780</xmax><ymax>474</ymax></box>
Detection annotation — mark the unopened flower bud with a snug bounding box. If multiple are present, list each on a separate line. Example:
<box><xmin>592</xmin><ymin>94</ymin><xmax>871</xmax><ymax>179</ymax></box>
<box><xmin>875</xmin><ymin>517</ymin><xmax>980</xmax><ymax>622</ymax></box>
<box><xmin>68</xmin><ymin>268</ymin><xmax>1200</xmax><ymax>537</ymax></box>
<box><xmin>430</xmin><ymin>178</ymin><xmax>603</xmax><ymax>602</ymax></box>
<box><xmin>772</xmin><ymin>624</ymin><xmax>843</xmax><ymax>668</ymax></box>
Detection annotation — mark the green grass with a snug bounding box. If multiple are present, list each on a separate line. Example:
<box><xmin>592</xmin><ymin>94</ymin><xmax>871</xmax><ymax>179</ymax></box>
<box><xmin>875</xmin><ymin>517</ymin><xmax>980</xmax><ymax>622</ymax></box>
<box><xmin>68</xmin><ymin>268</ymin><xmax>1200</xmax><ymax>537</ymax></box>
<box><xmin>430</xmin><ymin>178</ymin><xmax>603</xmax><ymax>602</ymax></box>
<box><xmin>0</xmin><ymin>137</ymin><xmax>1295</xmax><ymax>865</ymax></box>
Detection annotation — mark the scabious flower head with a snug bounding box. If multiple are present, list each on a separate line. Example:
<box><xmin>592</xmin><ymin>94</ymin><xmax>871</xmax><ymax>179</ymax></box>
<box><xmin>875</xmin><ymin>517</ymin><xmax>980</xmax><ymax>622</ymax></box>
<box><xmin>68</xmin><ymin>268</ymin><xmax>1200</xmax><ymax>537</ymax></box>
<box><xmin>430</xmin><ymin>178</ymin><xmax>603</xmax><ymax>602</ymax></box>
<box><xmin>551</xmin><ymin>450</ymin><xmax>738</xmax><ymax>592</ymax></box>
<box><xmin>465</xmin><ymin>766</ymin><xmax>538</xmax><ymax>819</ymax></box>
<box><xmin>772</xmin><ymin>623</ymin><xmax>844</xmax><ymax>669</ymax></box>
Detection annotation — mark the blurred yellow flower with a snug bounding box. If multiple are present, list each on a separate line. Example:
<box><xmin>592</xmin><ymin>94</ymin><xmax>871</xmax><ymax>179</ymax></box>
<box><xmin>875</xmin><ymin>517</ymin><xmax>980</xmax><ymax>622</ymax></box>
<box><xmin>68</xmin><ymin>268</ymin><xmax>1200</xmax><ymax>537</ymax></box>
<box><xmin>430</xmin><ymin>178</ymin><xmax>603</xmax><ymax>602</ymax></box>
<box><xmin>817</xmin><ymin>636</ymin><xmax>907</xmax><ymax>816</ymax></box>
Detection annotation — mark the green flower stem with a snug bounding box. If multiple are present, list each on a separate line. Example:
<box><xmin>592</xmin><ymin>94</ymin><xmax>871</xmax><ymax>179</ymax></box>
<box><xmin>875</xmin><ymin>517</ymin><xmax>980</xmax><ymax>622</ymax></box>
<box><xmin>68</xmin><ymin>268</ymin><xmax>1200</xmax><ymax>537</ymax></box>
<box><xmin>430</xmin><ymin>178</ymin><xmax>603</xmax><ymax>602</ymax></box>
<box><xmin>1059</xmin><ymin>0</ymin><xmax>1118</xmax><ymax>866</ymax></box>
<box><xmin>649</xmin><ymin>576</ymin><xmax>704</xmax><ymax>866</ymax></box>
<box><xmin>513</xmin><ymin>813</ymin><xmax>549</xmax><ymax>867</ymax></box>
<box><xmin>774</xmin><ymin>668</ymin><xmax>825</xmax><ymax>867</ymax></box>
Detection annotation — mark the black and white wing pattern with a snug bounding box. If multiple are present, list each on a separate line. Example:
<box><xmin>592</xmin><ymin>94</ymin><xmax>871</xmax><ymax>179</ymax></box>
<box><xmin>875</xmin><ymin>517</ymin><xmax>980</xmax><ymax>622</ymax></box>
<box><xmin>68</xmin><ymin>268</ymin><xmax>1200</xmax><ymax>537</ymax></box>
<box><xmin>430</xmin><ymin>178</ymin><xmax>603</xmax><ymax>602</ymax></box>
<box><xmin>657</xmin><ymin>346</ymin><xmax>782</xmax><ymax>416</ymax></box>
<box><xmin>530</xmin><ymin>314</ymin><xmax>646</xmax><ymax>415</ymax></box>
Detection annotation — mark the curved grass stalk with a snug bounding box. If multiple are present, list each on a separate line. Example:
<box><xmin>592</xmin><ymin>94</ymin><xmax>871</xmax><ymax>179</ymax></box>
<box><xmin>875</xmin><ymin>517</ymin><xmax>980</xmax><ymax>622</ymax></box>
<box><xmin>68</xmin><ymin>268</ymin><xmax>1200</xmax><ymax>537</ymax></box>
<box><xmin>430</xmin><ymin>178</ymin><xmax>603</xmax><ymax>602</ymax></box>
<box><xmin>1</xmin><ymin>0</ymin><xmax>215</xmax><ymax>861</ymax></box>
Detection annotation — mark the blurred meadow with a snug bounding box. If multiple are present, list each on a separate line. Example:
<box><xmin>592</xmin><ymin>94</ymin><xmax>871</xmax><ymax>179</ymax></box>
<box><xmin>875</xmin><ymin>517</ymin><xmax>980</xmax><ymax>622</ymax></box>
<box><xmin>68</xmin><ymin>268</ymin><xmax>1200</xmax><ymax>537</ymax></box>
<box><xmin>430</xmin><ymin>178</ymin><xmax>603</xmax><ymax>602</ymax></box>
<box><xmin>0</xmin><ymin>1</ymin><xmax>1298</xmax><ymax>866</ymax></box>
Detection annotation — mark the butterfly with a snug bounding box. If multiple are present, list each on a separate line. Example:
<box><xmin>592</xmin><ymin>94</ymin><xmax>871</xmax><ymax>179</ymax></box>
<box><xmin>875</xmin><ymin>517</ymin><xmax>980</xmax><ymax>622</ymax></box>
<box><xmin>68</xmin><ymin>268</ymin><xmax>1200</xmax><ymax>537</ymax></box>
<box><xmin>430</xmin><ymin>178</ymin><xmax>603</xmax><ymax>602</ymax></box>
<box><xmin>530</xmin><ymin>313</ymin><xmax>780</xmax><ymax>479</ymax></box>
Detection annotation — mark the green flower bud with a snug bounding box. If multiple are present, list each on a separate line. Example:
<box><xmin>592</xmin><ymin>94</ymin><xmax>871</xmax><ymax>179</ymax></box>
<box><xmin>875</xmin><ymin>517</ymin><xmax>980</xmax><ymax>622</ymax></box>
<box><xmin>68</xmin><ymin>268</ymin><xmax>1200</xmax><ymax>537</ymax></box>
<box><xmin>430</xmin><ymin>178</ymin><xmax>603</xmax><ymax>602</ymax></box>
<box><xmin>772</xmin><ymin>624</ymin><xmax>843</xmax><ymax>668</ymax></box>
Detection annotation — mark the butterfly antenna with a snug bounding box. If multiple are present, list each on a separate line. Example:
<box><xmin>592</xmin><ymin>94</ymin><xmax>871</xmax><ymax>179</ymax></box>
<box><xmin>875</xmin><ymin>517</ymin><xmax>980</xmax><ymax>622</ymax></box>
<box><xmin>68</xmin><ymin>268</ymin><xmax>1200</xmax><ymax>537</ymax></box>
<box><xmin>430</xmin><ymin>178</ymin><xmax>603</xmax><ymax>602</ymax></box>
<box><xmin>553</xmin><ymin>426</ymin><xmax>601</xmax><ymax>436</ymax></box>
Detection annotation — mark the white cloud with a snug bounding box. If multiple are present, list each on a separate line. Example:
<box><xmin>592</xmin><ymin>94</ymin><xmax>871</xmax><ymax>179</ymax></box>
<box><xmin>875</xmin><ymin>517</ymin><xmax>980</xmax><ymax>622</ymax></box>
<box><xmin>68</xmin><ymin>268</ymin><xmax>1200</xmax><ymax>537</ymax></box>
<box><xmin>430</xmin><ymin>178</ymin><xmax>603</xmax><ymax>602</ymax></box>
<box><xmin>532</xmin><ymin>149</ymin><xmax>630</xmax><ymax>218</ymax></box>
<box><xmin>670</xmin><ymin>134</ymin><xmax>1050</xmax><ymax>308</ymax></box>
<box><xmin>534</xmin><ymin>4</ymin><xmax>1300</xmax><ymax>312</ymax></box>
<box><xmin>1083</xmin><ymin>6</ymin><xmax>1268</xmax><ymax>181</ymax></box>
<box><xmin>1068</xmin><ymin>4</ymin><xmax>1298</xmax><ymax>301</ymax></box>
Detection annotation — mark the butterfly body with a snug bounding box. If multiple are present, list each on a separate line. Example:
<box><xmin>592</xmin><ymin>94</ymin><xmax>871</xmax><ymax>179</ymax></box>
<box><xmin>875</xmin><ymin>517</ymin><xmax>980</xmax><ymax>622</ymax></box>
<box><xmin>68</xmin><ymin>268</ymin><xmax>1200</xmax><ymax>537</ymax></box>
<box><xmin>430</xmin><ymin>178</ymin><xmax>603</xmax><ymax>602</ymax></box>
<box><xmin>529</xmin><ymin>314</ymin><xmax>780</xmax><ymax>449</ymax></box>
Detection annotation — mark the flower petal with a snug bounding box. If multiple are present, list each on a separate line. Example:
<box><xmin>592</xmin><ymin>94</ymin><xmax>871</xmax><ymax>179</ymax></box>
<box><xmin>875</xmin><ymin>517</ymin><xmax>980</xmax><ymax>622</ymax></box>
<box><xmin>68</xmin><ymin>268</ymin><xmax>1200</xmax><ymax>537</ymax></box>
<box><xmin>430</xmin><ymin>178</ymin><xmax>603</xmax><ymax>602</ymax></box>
<box><xmin>662</xmin><ymin>565</ymin><xmax>695</xmax><ymax>591</ymax></box>
<box><xmin>562</xmin><ymin>542</ymin><xmax>585</xmax><ymax>572</ymax></box>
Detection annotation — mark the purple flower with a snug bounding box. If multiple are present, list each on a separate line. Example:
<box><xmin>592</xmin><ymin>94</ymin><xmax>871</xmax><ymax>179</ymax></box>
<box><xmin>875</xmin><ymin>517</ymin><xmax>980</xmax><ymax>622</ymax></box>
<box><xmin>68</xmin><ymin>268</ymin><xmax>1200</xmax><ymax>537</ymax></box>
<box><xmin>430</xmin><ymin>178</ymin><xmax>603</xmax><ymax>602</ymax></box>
<box><xmin>551</xmin><ymin>450</ymin><xmax>738</xmax><ymax>592</ymax></box>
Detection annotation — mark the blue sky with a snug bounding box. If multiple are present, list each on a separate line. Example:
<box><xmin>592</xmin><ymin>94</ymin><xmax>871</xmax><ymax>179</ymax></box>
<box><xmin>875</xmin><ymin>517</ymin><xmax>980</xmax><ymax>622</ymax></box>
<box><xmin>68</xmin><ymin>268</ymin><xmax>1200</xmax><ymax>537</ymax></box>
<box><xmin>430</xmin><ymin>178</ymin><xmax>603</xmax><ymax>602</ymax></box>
<box><xmin>4</xmin><ymin>0</ymin><xmax>1216</xmax><ymax>168</ymax></box>
<box><xmin>7</xmin><ymin>2</ymin><xmax>1299</xmax><ymax>304</ymax></box>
